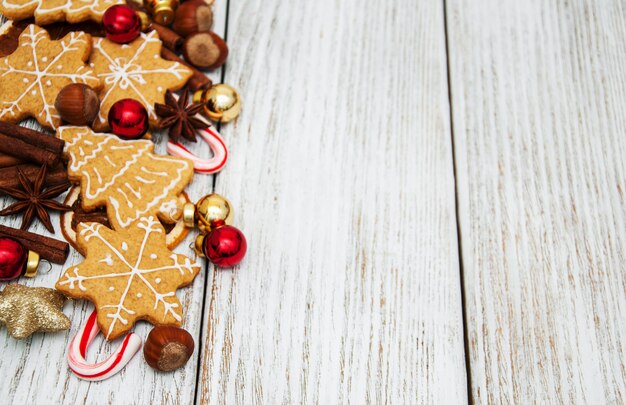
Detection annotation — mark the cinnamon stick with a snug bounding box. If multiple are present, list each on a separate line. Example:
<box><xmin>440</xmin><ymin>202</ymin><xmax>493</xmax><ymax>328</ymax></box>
<box><xmin>152</xmin><ymin>23</ymin><xmax>183</xmax><ymax>52</ymax></box>
<box><xmin>0</xmin><ymin>153</ymin><xmax>23</xmax><ymax>168</ymax></box>
<box><xmin>0</xmin><ymin>163</ymin><xmax>69</xmax><ymax>190</ymax></box>
<box><xmin>0</xmin><ymin>122</ymin><xmax>64</xmax><ymax>166</ymax></box>
<box><xmin>0</xmin><ymin>224</ymin><xmax>69</xmax><ymax>264</ymax></box>
<box><xmin>161</xmin><ymin>47</ymin><xmax>212</xmax><ymax>91</ymax></box>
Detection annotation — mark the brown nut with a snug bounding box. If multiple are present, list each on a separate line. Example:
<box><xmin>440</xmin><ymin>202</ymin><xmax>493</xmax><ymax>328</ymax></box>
<box><xmin>172</xmin><ymin>1</ymin><xmax>213</xmax><ymax>37</ymax></box>
<box><xmin>54</xmin><ymin>83</ymin><xmax>100</xmax><ymax>126</ymax></box>
<box><xmin>144</xmin><ymin>326</ymin><xmax>195</xmax><ymax>372</ymax></box>
<box><xmin>182</xmin><ymin>31</ymin><xmax>228</xmax><ymax>70</ymax></box>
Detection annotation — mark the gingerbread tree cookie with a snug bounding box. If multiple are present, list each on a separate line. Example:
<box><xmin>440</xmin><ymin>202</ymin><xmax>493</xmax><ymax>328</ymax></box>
<box><xmin>0</xmin><ymin>25</ymin><xmax>102</xmax><ymax>128</ymax></box>
<box><xmin>56</xmin><ymin>217</ymin><xmax>200</xmax><ymax>340</ymax></box>
<box><xmin>90</xmin><ymin>31</ymin><xmax>192</xmax><ymax>131</ymax></box>
<box><xmin>57</xmin><ymin>126</ymin><xmax>194</xmax><ymax>230</ymax></box>
<box><xmin>0</xmin><ymin>0</ymin><xmax>124</xmax><ymax>25</ymax></box>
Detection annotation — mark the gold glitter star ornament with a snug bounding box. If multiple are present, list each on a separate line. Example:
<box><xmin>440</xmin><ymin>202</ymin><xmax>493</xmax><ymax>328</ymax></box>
<box><xmin>0</xmin><ymin>284</ymin><xmax>71</xmax><ymax>339</ymax></box>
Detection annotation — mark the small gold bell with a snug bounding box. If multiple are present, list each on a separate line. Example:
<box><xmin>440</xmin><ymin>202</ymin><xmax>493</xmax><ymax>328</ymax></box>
<box><xmin>144</xmin><ymin>0</ymin><xmax>178</xmax><ymax>25</ymax></box>
<box><xmin>193</xmin><ymin>84</ymin><xmax>241</xmax><ymax>123</ymax></box>
<box><xmin>182</xmin><ymin>193</ymin><xmax>234</xmax><ymax>233</ymax></box>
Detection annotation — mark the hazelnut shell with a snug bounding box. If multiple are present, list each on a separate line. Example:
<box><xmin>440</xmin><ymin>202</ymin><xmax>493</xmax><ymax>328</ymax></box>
<box><xmin>144</xmin><ymin>326</ymin><xmax>195</xmax><ymax>372</ymax></box>
<box><xmin>182</xmin><ymin>31</ymin><xmax>228</xmax><ymax>70</ymax></box>
<box><xmin>54</xmin><ymin>83</ymin><xmax>100</xmax><ymax>126</ymax></box>
<box><xmin>172</xmin><ymin>1</ymin><xmax>213</xmax><ymax>37</ymax></box>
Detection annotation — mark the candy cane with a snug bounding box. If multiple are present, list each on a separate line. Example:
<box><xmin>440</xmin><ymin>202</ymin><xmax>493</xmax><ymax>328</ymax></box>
<box><xmin>167</xmin><ymin>126</ymin><xmax>228</xmax><ymax>174</ymax></box>
<box><xmin>67</xmin><ymin>309</ymin><xmax>142</xmax><ymax>381</ymax></box>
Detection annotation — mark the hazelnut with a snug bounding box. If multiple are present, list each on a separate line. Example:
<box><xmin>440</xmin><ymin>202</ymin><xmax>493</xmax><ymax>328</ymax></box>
<box><xmin>54</xmin><ymin>83</ymin><xmax>100</xmax><ymax>126</ymax></box>
<box><xmin>143</xmin><ymin>326</ymin><xmax>194</xmax><ymax>372</ymax></box>
<box><xmin>182</xmin><ymin>31</ymin><xmax>228</xmax><ymax>70</ymax></box>
<box><xmin>172</xmin><ymin>1</ymin><xmax>213</xmax><ymax>37</ymax></box>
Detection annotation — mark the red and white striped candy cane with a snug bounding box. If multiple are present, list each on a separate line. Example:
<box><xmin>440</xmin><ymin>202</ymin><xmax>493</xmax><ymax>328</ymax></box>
<box><xmin>167</xmin><ymin>126</ymin><xmax>228</xmax><ymax>174</ymax></box>
<box><xmin>67</xmin><ymin>309</ymin><xmax>142</xmax><ymax>381</ymax></box>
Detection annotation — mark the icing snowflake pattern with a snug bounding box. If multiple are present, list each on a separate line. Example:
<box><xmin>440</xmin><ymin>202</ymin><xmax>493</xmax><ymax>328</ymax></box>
<box><xmin>0</xmin><ymin>0</ymin><xmax>124</xmax><ymax>25</ymax></box>
<box><xmin>56</xmin><ymin>217</ymin><xmax>200</xmax><ymax>340</ymax></box>
<box><xmin>57</xmin><ymin>126</ymin><xmax>194</xmax><ymax>230</ymax></box>
<box><xmin>90</xmin><ymin>31</ymin><xmax>192</xmax><ymax>131</ymax></box>
<box><xmin>0</xmin><ymin>25</ymin><xmax>101</xmax><ymax>128</ymax></box>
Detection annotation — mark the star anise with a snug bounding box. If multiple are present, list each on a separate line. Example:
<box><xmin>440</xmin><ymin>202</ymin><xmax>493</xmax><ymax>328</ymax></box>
<box><xmin>155</xmin><ymin>89</ymin><xmax>206</xmax><ymax>142</ymax></box>
<box><xmin>0</xmin><ymin>165</ymin><xmax>71</xmax><ymax>233</ymax></box>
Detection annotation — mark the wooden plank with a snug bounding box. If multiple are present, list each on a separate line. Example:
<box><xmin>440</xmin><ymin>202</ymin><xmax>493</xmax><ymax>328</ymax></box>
<box><xmin>197</xmin><ymin>0</ymin><xmax>467</xmax><ymax>403</ymax></box>
<box><xmin>0</xmin><ymin>3</ymin><xmax>227</xmax><ymax>403</ymax></box>
<box><xmin>446</xmin><ymin>0</ymin><xmax>626</xmax><ymax>403</ymax></box>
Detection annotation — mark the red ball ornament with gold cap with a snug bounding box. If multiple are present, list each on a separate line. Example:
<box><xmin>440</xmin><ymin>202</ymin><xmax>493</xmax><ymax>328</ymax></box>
<box><xmin>182</xmin><ymin>193</ymin><xmax>247</xmax><ymax>268</ymax></box>
<box><xmin>103</xmin><ymin>5</ymin><xmax>141</xmax><ymax>44</ymax></box>
<box><xmin>0</xmin><ymin>237</ymin><xmax>41</xmax><ymax>280</ymax></box>
<box><xmin>108</xmin><ymin>98</ymin><xmax>149</xmax><ymax>139</ymax></box>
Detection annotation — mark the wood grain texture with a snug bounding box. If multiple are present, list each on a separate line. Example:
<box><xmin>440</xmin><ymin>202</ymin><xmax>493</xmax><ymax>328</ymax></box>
<box><xmin>197</xmin><ymin>0</ymin><xmax>467</xmax><ymax>404</ymax></box>
<box><xmin>446</xmin><ymin>0</ymin><xmax>626</xmax><ymax>403</ymax></box>
<box><xmin>0</xmin><ymin>3</ymin><xmax>227</xmax><ymax>403</ymax></box>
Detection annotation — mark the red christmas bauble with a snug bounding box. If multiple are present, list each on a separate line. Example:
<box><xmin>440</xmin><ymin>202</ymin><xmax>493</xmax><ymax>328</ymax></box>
<box><xmin>203</xmin><ymin>225</ymin><xmax>247</xmax><ymax>268</ymax></box>
<box><xmin>103</xmin><ymin>5</ymin><xmax>141</xmax><ymax>44</ymax></box>
<box><xmin>0</xmin><ymin>237</ymin><xmax>27</xmax><ymax>281</ymax></box>
<box><xmin>108</xmin><ymin>98</ymin><xmax>149</xmax><ymax>139</ymax></box>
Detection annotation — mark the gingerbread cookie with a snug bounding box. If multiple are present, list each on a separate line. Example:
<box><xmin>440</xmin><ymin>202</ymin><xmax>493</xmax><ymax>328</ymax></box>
<box><xmin>90</xmin><ymin>31</ymin><xmax>193</xmax><ymax>131</ymax></box>
<box><xmin>56</xmin><ymin>217</ymin><xmax>200</xmax><ymax>340</ymax></box>
<box><xmin>57</xmin><ymin>126</ymin><xmax>194</xmax><ymax>230</ymax></box>
<box><xmin>0</xmin><ymin>0</ymin><xmax>124</xmax><ymax>25</ymax></box>
<box><xmin>61</xmin><ymin>186</ymin><xmax>191</xmax><ymax>253</ymax></box>
<box><xmin>0</xmin><ymin>24</ymin><xmax>102</xmax><ymax>128</ymax></box>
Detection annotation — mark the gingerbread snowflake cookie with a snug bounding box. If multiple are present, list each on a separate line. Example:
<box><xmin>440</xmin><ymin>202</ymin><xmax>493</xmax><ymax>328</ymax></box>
<box><xmin>0</xmin><ymin>24</ymin><xmax>102</xmax><ymax>128</ymax></box>
<box><xmin>90</xmin><ymin>31</ymin><xmax>193</xmax><ymax>131</ymax></box>
<box><xmin>56</xmin><ymin>217</ymin><xmax>200</xmax><ymax>340</ymax></box>
<box><xmin>57</xmin><ymin>126</ymin><xmax>194</xmax><ymax>230</ymax></box>
<box><xmin>0</xmin><ymin>0</ymin><xmax>124</xmax><ymax>25</ymax></box>
<box><xmin>61</xmin><ymin>185</ymin><xmax>191</xmax><ymax>253</ymax></box>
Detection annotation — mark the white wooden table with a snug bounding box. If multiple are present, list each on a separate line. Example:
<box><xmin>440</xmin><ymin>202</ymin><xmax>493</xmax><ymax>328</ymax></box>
<box><xmin>0</xmin><ymin>0</ymin><xmax>624</xmax><ymax>403</ymax></box>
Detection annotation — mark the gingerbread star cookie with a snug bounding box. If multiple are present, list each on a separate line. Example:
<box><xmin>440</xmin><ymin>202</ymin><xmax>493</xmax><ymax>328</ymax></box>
<box><xmin>56</xmin><ymin>217</ymin><xmax>200</xmax><ymax>340</ymax></box>
<box><xmin>90</xmin><ymin>31</ymin><xmax>193</xmax><ymax>131</ymax></box>
<box><xmin>0</xmin><ymin>0</ymin><xmax>124</xmax><ymax>25</ymax></box>
<box><xmin>57</xmin><ymin>126</ymin><xmax>194</xmax><ymax>230</ymax></box>
<box><xmin>0</xmin><ymin>24</ymin><xmax>102</xmax><ymax>128</ymax></box>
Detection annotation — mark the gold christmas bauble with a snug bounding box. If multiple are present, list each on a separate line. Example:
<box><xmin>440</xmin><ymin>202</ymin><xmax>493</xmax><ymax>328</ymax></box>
<box><xmin>193</xmin><ymin>84</ymin><xmax>241</xmax><ymax>123</ymax></box>
<box><xmin>195</xmin><ymin>193</ymin><xmax>234</xmax><ymax>232</ymax></box>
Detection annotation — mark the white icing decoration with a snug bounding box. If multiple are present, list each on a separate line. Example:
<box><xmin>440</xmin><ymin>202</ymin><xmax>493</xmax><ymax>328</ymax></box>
<box><xmin>0</xmin><ymin>26</ymin><xmax>100</xmax><ymax>127</ymax></box>
<box><xmin>150</xmin><ymin>254</ymin><xmax>157</xmax><ymax>259</ymax></box>
<box><xmin>99</xmin><ymin>254</ymin><xmax>113</xmax><ymax>266</ymax></box>
<box><xmin>121</xmin><ymin>242</ymin><xmax>128</xmax><ymax>251</ymax></box>
<box><xmin>91</xmin><ymin>31</ymin><xmax>191</xmax><ymax>125</ymax></box>
<box><xmin>57</xmin><ymin>218</ymin><xmax>198</xmax><ymax>339</ymax></box>
<box><xmin>56</xmin><ymin>127</ymin><xmax>192</xmax><ymax>230</ymax></box>
<box><xmin>104</xmin><ymin>155</ymin><xmax>116</xmax><ymax>167</ymax></box>
<box><xmin>109</xmin><ymin>286</ymin><xmax>114</xmax><ymax>292</ymax></box>
<box><xmin>0</xmin><ymin>0</ymin><xmax>125</xmax><ymax>23</ymax></box>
